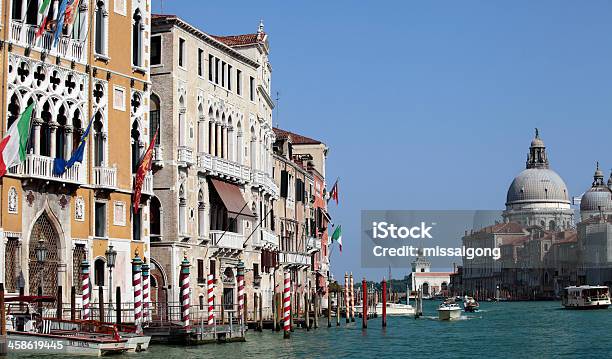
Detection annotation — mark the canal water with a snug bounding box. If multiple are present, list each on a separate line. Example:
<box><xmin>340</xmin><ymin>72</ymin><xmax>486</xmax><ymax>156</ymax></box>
<box><xmin>10</xmin><ymin>301</ymin><xmax>612</xmax><ymax>358</ymax></box>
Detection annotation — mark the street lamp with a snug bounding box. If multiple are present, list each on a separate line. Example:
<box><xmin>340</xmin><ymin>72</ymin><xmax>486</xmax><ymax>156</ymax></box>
<box><xmin>105</xmin><ymin>244</ymin><xmax>117</xmax><ymax>308</ymax></box>
<box><xmin>35</xmin><ymin>238</ymin><xmax>47</xmax><ymax>295</ymax></box>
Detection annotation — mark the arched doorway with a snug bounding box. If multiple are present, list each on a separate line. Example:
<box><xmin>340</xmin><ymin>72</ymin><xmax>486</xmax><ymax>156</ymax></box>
<box><xmin>150</xmin><ymin>259</ymin><xmax>167</xmax><ymax>320</ymax></box>
<box><xmin>222</xmin><ymin>267</ymin><xmax>235</xmax><ymax>311</ymax></box>
<box><xmin>28</xmin><ymin>213</ymin><xmax>60</xmax><ymax>295</ymax></box>
<box><xmin>422</xmin><ymin>282</ymin><xmax>430</xmax><ymax>297</ymax></box>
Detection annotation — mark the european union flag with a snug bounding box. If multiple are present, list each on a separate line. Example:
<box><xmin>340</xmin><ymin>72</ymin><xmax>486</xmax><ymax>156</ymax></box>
<box><xmin>53</xmin><ymin>115</ymin><xmax>93</xmax><ymax>176</ymax></box>
<box><xmin>53</xmin><ymin>0</ymin><xmax>70</xmax><ymax>46</ymax></box>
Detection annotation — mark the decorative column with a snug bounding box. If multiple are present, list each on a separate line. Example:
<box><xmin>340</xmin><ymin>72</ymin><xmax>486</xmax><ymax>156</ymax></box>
<box><xmin>283</xmin><ymin>271</ymin><xmax>290</xmax><ymax>339</ymax></box>
<box><xmin>64</xmin><ymin>126</ymin><xmax>73</xmax><ymax>158</ymax></box>
<box><xmin>216</xmin><ymin>123</ymin><xmax>222</xmax><ymax>157</ymax></box>
<box><xmin>236</xmin><ymin>130</ymin><xmax>243</xmax><ymax>164</ymax></box>
<box><xmin>207</xmin><ymin>274</ymin><xmax>215</xmax><ymax>326</ymax></box>
<box><xmin>33</xmin><ymin>119</ymin><xmax>42</xmax><ymax>155</ymax></box>
<box><xmin>132</xmin><ymin>250</ymin><xmax>143</xmax><ymax>328</ymax></box>
<box><xmin>81</xmin><ymin>260</ymin><xmax>90</xmax><ymax>320</ymax></box>
<box><xmin>198</xmin><ymin>117</ymin><xmax>206</xmax><ymax>153</ymax></box>
<box><xmin>180</xmin><ymin>253</ymin><xmax>191</xmax><ymax>328</ymax></box>
<box><xmin>49</xmin><ymin>123</ymin><xmax>58</xmax><ymax>158</ymax></box>
<box><xmin>142</xmin><ymin>258</ymin><xmax>150</xmax><ymax>324</ymax></box>
<box><xmin>237</xmin><ymin>261</ymin><xmax>245</xmax><ymax>322</ymax></box>
<box><xmin>227</xmin><ymin>127</ymin><xmax>234</xmax><ymax>161</ymax></box>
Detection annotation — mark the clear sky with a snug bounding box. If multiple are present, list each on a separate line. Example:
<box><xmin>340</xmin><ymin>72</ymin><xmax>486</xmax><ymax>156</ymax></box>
<box><xmin>160</xmin><ymin>1</ymin><xmax>612</xmax><ymax>281</ymax></box>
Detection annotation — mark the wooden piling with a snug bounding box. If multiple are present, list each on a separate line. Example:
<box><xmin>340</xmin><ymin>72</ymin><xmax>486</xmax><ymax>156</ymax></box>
<box><xmin>1</xmin><ymin>284</ymin><xmax>7</xmax><ymax>356</ymax></box>
<box><xmin>220</xmin><ymin>294</ymin><xmax>225</xmax><ymax>324</ymax></box>
<box><xmin>313</xmin><ymin>293</ymin><xmax>319</xmax><ymax>329</ymax></box>
<box><xmin>98</xmin><ymin>286</ymin><xmax>105</xmax><ymax>322</ymax></box>
<box><xmin>258</xmin><ymin>293</ymin><xmax>263</xmax><ymax>330</ymax></box>
<box><xmin>305</xmin><ymin>293</ymin><xmax>310</xmax><ymax>331</ymax></box>
<box><xmin>244</xmin><ymin>295</ymin><xmax>248</xmax><ymax>325</ymax></box>
<box><xmin>56</xmin><ymin>285</ymin><xmax>63</xmax><ymax>320</ymax></box>
<box><xmin>70</xmin><ymin>286</ymin><xmax>76</xmax><ymax>320</ymax></box>
<box><xmin>382</xmin><ymin>279</ymin><xmax>387</xmax><ymax>328</ymax></box>
<box><xmin>116</xmin><ymin>287</ymin><xmax>122</xmax><ymax>324</ymax></box>
<box><xmin>336</xmin><ymin>289</ymin><xmax>340</xmax><ymax>326</ymax></box>
<box><xmin>362</xmin><ymin>279</ymin><xmax>367</xmax><ymax>329</ymax></box>
<box><xmin>272</xmin><ymin>293</ymin><xmax>277</xmax><ymax>331</ymax></box>
<box><xmin>327</xmin><ymin>289</ymin><xmax>332</xmax><ymax>327</ymax></box>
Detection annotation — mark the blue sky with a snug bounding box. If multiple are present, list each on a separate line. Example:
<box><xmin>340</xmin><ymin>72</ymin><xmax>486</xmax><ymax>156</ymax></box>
<box><xmin>161</xmin><ymin>1</ymin><xmax>612</xmax><ymax>281</ymax></box>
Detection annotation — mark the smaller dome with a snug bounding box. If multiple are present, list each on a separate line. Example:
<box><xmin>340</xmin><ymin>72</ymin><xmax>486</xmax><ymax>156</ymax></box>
<box><xmin>530</xmin><ymin>137</ymin><xmax>545</xmax><ymax>148</ymax></box>
<box><xmin>580</xmin><ymin>188</ymin><xmax>612</xmax><ymax>212</ymax></box>
<box><xmin>581</xmin><ymin>162</ymin><xmax>612</xmax><ymax>213</ymax></box>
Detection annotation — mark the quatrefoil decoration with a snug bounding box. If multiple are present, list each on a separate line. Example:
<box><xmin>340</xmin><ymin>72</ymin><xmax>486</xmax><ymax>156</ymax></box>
<box><xmin>93</xmin><ymin>83</ymin><xmax>104</xmax><ymax>104</ymax></box>
<box><xmin>65</xmin><ymin>74</ymin><xmax>76</xmax><ymax>94</ymax></box>
<box><xmin>33</xmin><ymin>66</ymin><xmax>46</xmax><ymax>87</ymax></box>
<box><xmin>49</xmin><ymin>70</ymin><xmax>62</xmax><ymax>91</ymax></box>
<box><xmin>17</xmin><ymin>62</ymin><xmax>30</xmax><ymax>83</ymax></box>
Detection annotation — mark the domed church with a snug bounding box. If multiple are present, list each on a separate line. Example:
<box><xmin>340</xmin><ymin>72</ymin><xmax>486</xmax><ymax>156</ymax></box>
<box><xmin>502</xmin><ymin>129</ymin><xmax>574</xmax><ymax>230</ymax></box>
<box><xmin>579</xmin><ymin>162</ymin><xmax>612</xmax><ymax>221</ymax></box>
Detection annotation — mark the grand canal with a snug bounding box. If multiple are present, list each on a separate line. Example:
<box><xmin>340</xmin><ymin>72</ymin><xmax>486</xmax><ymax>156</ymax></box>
<box><xmin>9</xmin><ymin>301</ymin><xmax>612</xmax><ymax>358</ymax></box>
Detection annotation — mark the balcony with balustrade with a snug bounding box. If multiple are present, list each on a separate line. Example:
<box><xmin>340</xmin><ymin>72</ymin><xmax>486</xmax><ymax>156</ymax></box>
<box><xmin>210</xmin><ymin>230</ymin><xmax>244</xmax><ymax>257</ymax></box>
<box><xmin>279</xmin><ymin>252</ymin><xmax>311</xmax><ymax>268</ymax></box>
<box><xmin>252</xmin><ymin>228</ymin><xmax>279</xmax><ymax>249</ymax></box>
<box><xmin>93</xmin><ymin>166</ymin><xmax>117</xmax><ymax>190</ymax></box>
<box><xmin>10</xmin><ymin>21</ymin><xmax>86</xmax><ymax>64</ymax></box>
<box><xmin>197</xmin><ymin>153</ymin><xmax>251</xmax><ymax>184</ymax></box>
<box><xmin>306</xmin><ymin>236</ymin><xmax>322</xmax><ymax>253</ymax></box>
<box><xmin>177</xmin><ymin>146</ymin><xmax>194</xmax><ymax>166</ymax></box>
<box><xmin>252</xmin><ymin>170</ymin><xmax>279</xmax><ymax>198</ymax></box>
<box><xmin>133</xmin><ymin>173</ymin><xmax>154</xmax><ymax>196</ymax></box>
<box><xmin>8</xmin><ymin>154</ymin><xmax>84</xmax><ymax>185</ymax></box>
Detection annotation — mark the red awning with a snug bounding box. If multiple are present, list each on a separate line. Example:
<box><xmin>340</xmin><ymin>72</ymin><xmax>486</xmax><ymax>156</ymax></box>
<box><xmin>210</xmin><ymin>179</ymin><xmax>256</xmax><ymax>218</ymax></box>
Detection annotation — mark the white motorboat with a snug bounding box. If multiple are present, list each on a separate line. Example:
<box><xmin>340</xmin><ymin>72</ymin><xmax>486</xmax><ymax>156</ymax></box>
<box><xmin>354</xmin><ymin>302</ymin><xmax>416</xmax><ymax>316</ymax></box>
<box><xmin>463</xmin><ymin>295</ymin><xmax>479</xmax><ymax>312</ymax></box>
<box><xmin>438</xmin><ymin>301</ymin><xmax>461</xmax><ymax>320</ymax></box>
<box><xmin>562</xmin><ymin>285</ymin><xmax>611</xmax><ymax>310</ymax></box>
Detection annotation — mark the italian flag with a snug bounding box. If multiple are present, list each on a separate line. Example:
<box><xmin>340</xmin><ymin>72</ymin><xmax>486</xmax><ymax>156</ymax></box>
<box><xmin>0</xmin><ymin>103</ymin><xmax>34</xmax><ymax>177</ymax></box>
<box><xmin>331</xmin><ymin>225</ymin><xmax>343</xmax><ymax>252</ymax></box>
<box><xmin>35</xmin><ymin>0</ymin><xmax>52</xmax><ymax>38</ymax></box>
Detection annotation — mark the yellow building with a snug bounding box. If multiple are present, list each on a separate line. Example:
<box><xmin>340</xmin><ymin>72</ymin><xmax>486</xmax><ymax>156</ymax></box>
<box><xmin>0</xmin><ymin>0</ymin><xmax>152</xmax><ymax>307</ymax></box>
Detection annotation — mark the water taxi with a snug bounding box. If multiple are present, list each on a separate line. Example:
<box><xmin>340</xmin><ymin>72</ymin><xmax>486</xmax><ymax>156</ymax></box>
<box><xmin>561</xmin><ymin>285</ymin><xmax>611</xmax><ymax>310</ymax></box>
<box><xmin>355</xmin><ymin>302</ymin><xmax>416</xmax><ymax>316</ymax></box>
<box><xmin>463</xmin><ymin>295</ymin><xmax>479</xmax><ymax>312</ymax></box>
<box><xmin>438</xmin><ymin>300</ymin><xmax>461</xmax><ymax>320</ymax></box>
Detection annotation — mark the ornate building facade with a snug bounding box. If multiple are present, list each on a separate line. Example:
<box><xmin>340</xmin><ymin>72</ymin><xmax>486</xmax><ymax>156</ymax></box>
<box><xmin>149</xmin><ymin>15</ymin><xmax>278</xmax><ymax>314</ymax></box>
<box><xmin>0</xmin><ymin>0</ymin><xmax>153</xmax><ymax>305</ymax></box>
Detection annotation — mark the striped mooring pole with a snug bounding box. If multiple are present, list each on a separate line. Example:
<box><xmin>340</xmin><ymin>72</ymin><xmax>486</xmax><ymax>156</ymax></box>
<box><xmin>81</xmin><ymin>260</ymin><xmax>90</xmax><ymax>321</ymax></box>
<box><xmin>350</xmin><ymin>273</ymin><xmax>355</xmax><ymax>322</ymax></box>
<box><xmin>207</xmin><ymin>274</ymin><xmax>215</xmax><ymax>326</ymax></box>
<box><xmin>283</xmin><ymin>271</ymin><xmax>291</xmax><ymax>339</ymax></box>
<box><xmin>237</xmin><ymin>261</ymin><xmax>245</xmax><ymax>322</ymax></box>
<box><xmin>132</xmin><ymin>250</ymin><xmax>143</xmax><ymax>329</ymax></box>
<box><xmin>344</xmin><ymin>272</ymin><xmax>349</xmax><ymax>323</ymax></box>
<box><xmin>142</xmin><ymin>258</ymin><xmax>150</xmax><ymax>324</ymax></box>
<box><xmin>180</xmin><ymin>253</ymin><xmax>191</xmax><ymax>328</ymax></box>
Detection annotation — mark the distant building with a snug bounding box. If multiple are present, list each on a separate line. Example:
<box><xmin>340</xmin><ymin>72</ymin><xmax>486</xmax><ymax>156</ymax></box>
<box><xmin>409</xmin><ymin>254</ymin><xmax>453</xmax><ymax>297</ymax></box>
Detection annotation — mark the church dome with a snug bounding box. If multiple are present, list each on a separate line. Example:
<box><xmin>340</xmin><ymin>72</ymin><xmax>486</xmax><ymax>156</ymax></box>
<box><xmin>506</xmin><ymin>168</ymin><xmax>570</xmax><ymax>205</ymax></box>
<box><xmin>506</xmin><ymin>129</ymin><xmax>570</xmax><ymax>206</ymax></box>
<box><xmin>580</xmin><ymin>163</ymin><xmax>612</xmax><ymax>213</ymax></box>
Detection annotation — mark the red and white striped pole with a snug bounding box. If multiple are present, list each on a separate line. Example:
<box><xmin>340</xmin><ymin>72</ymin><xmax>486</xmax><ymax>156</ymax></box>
<box><xmin>180</xmin><ymin>253</ymin><xmax>191</xmax><ymax>328</ymax></box>
<box><xmin>132</xmin><ymin>250</ymin><xmax>143</xmax><ymax>329</ymax></box>
<box><xmin>237</xmin><ymin>261</ymin><xmax>245</xmax><ymax>322</ymax></box>
<box><xmin>207</xmin><ymin>274</ymin><xmax>215</xmax><ymax>326</ymax></box>
<box><xmin>142</xmin><ymin>258</ymin><xmax>150</xmax><ymax>324</ymax></box>
<box><xmin>283</xmin><ymin>271</ymin><xmax>291</xmax><ymax>339</ymax></box>
<box><xmin>81</xmin><ymin>260</ymin><xmax>90</xmax><ymax>321</ymax></box>
<box><xmin>350</xmin><ymin>273</ymin><xmax>355</xmax><ymax>322</ymax></box>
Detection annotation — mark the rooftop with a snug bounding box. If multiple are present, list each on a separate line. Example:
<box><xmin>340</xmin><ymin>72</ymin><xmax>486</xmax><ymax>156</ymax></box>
<box><xmin>273</xmin><ymin>127</ymin><xmax>323</xmax><ymax>145</ymax></box>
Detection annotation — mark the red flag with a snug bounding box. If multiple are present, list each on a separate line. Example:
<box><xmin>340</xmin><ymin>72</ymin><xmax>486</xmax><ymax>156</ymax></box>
<box><xmin>133</xmin><ymin>131</ymin><xmax>157</xmax><ymax>214</ymax></box>
<box><xmin>328</xmin><ymin>179</ymin><xmax>339</xmax><ymax>205</ymax></box>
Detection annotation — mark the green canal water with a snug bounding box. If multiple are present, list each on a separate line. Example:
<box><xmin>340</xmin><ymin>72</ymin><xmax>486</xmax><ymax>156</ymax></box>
<box><xmin>9</xmin><ymin>301</ymin><xmax>612</xmax><ymax>358</ymax></box>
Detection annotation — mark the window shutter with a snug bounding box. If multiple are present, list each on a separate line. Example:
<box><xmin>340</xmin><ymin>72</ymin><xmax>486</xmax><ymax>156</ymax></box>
<box><xmin>280</xmin><ymin>170</ymin><xmax>288</xmax><ymax>198</ymax></box>
<box><xmin>296</xmin><ymin>179</ymin><xmax>302</xmax><ymax>202</ymax></box>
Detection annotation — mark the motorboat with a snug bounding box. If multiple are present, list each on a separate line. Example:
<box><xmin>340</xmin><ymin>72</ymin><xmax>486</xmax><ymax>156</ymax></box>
<box><xmin>354</xmin><ymin>302</ymin><xmax>416</xmax><ymax>316</ymax></box>
<box><xmin>438</xmin><ymin>300</ymin><xmax>461</xmax><ymax>320</ymax></box>
<box><xmin>561</xmin><ymin>285</ymin><xmax>611</xmax><ymax>310</ymax></box>
<box><xmin>4</xmin><ymin>295</ymin><xmax>150</xmax><ymax>355</ymax></box>
<box><xmin>463</xmin><ymin>295</ymin><xmax>479</xmax><ymax>312</ymax></box>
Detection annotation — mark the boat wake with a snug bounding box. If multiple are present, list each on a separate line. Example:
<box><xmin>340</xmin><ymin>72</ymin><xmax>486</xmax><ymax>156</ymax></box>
<box><xmin>423</xmin><ymin>315</ymin><xmax>480</xmax><ymax>321</ymax></box>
